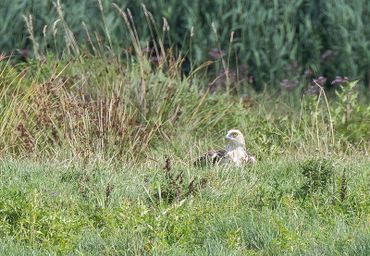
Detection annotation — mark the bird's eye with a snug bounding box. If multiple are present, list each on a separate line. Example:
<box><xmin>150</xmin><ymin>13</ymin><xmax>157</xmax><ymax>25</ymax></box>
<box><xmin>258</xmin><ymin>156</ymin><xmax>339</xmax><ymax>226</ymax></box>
<box><xmin>232</xmin><ymin>132</ymin><xmax>238</xmax><ymax>137</ymax></box>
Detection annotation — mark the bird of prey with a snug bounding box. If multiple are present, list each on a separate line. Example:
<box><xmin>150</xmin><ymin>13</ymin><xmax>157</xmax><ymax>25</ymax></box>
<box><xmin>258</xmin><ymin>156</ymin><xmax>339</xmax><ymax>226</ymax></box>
<box><xmin>194</xmin><ymin>129</ymin><xmax>256</xmax><ymax>167</ymax></box>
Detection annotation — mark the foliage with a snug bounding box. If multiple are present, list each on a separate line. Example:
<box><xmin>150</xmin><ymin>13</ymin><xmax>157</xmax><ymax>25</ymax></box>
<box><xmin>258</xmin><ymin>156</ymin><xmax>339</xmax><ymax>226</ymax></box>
<box><xmin>1</xmin><ymin>0</ymin><xmax>370</xmax><ymax>86</ymax></box>
<box><xmin>331</xmin><ymin>81</ymin><xmax>370</xmax><ymax>142</ymax></box>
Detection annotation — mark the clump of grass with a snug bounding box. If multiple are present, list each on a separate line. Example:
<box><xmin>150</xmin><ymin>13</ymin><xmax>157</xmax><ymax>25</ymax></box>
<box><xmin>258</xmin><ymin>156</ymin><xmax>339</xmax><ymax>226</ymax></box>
<box><xmin>297</xmin><ymin>158</ymin><xmax>334</xmax><ymax>198</ymax></box>
<box><xmin>152</xmin><ymin>156</ymin><xmax>207</xmax><ymax>204</ymax></box>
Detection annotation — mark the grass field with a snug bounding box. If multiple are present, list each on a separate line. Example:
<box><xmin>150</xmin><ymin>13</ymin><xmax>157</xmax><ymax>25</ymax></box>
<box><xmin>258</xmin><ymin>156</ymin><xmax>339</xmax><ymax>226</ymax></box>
<box><xmin>0</xmin><ymin>54</ymin><xmax>369</xmax><ymax>255</ymax></box>
<box><xmin>1</xmin><ymin>3</ymin><xmax>370</xmax><ymax>254</ymax></box>
<box><xmin>0</xmin><ymin>156</ymin><xmax>369</xmax><ymax>255</ymax></box>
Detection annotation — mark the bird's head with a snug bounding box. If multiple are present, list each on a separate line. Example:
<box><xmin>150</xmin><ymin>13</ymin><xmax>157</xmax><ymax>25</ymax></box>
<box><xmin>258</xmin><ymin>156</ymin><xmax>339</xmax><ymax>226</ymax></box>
<box><xmin>225</xmin><ymin>129</ymin><xmax>245</xmax><ymax>148</ymax></box>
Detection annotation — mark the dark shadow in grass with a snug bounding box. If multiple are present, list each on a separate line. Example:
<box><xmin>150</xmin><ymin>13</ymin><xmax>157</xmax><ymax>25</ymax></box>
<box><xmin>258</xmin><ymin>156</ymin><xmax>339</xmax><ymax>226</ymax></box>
<box><xmin>295</xmin><ymin>158</ymin><xmax>334</xmax><ymax>199</ymax></box>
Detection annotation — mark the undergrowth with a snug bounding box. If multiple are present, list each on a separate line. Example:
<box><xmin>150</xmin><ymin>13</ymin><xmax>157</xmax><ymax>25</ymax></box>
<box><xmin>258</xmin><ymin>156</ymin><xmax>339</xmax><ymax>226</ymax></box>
<box><xmin>0</xmin><ymin>55</ymin><xmax>369</xmax><ymax>160</ymax></box>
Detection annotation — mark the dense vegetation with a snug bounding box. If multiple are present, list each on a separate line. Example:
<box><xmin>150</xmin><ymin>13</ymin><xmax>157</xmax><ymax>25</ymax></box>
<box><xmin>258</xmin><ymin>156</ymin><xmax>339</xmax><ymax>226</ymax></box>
<box><xmin>0</xmin><ymin>51</ymin><xmax>369</xmax><ymax>255</ymax></box>
<box><xmin>0</xmin><ymin>1</ymin><xmax>369</xmax><ymax>255</ymax></box>
<box><xmin>1</xmin><ymin>0</ymin><xmax>370</xmax><ymax>86</ymax></box>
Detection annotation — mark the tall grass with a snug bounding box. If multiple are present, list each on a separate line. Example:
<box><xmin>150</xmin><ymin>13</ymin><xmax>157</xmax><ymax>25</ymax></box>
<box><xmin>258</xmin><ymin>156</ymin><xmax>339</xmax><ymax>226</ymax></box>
<box><xmin>0</xmin><ymin>56</ymin><xmax>369</xmax><ymax>162</ymax></box>
<box><xmin>0</xmin><ymin>60</ymin><xmax>367</xmax><ymax>153</ymax></box>
<box><xmin>1</xmin><ymin>0</ymin><xmax>370</xmax><ymax>86</ymax></box>
<box><xmin>0</xmin><ymin>1</ymin><xmax>369</xmax><ymax>160</ymax></box>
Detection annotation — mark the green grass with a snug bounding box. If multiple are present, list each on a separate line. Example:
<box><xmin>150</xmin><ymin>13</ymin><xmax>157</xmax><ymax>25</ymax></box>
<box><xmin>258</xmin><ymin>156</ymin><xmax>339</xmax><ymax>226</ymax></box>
<box><xmin>0</xmin><ymin>9</ymin><xmax>370</xmax><ymax>253</ymax></box>
<box><xmin>2</xmin><ymin>0</ymin><xmax>370</xmax><ymax>86</ymax></box>
<box><xmin>0</xmin><ymin>156</ymin><xmax>368</xmax><ymax>255</ymax></box>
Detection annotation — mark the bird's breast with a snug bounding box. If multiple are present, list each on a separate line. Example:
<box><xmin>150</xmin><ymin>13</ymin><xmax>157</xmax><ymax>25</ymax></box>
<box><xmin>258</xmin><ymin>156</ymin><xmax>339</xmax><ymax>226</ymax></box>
<box><xmin>226</xmin><ymin>148</ymin><xmax>247</xmax><ymax>165</ymax></box>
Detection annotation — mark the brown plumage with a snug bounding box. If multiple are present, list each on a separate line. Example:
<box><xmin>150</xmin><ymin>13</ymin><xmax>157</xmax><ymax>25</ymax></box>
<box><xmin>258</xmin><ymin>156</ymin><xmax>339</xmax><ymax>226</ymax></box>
<box><xmin>194</xmin><ymin>149</ymin><xmax>227</xmax><ymax>166</ymax></box>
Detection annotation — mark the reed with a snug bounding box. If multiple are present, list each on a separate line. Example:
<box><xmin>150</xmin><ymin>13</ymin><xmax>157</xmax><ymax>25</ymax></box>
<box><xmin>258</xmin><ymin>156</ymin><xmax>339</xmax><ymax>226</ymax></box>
<box><xmin>1</xmin><ymin>0</ymin><xmax>370</xmax><ymax>86</ymax></box>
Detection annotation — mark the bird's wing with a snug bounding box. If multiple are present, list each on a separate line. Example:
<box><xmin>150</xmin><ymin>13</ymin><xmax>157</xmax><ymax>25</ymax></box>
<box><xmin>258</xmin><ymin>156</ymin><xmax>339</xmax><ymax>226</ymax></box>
<box><xmin>193</xmin><ymin>149</ymin><xmax>226</xmax><ymax>167</ymax></box>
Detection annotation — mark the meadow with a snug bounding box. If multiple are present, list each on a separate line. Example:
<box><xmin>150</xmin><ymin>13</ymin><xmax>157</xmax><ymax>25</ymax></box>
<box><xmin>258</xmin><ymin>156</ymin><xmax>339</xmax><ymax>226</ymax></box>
<box><xmin>0</xmin><ymin>1</ymin><xmax>370</xmax><ymax>255</ymax></box>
